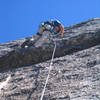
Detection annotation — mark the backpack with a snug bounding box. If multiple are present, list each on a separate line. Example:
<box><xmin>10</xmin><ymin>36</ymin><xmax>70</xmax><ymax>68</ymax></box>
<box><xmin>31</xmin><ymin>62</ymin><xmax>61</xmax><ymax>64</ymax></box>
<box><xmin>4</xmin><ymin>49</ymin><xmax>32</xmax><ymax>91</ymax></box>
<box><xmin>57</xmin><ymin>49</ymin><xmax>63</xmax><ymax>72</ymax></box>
<box><xmin>43</xmin><ymin>20</ymin><xmax>61</xmax><ymax>34</ymax></box>
<box><xmin>44</xmin><ymin>20</ymin><xmax>60</xmax><ymax>27</ymax></box>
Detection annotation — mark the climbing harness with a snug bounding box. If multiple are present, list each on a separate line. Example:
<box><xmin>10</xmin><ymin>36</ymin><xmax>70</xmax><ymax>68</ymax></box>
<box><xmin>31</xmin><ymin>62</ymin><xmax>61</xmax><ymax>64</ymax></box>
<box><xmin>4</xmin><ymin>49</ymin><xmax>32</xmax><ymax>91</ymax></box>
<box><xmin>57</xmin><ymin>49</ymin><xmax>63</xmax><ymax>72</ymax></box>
<box><xmin>40</xmin><ymin>41</ymin><xmax>57</xmax><ymax>100</ymax></box>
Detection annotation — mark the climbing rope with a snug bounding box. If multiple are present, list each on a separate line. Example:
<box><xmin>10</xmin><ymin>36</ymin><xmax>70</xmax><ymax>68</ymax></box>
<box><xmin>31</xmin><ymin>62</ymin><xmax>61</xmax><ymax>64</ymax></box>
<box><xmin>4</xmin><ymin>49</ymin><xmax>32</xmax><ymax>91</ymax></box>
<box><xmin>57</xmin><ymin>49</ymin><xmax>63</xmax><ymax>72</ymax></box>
<box><xmin>40</xmin><ymin>41</ymin><xmax>57</xmax><ymax>100</ymax></box>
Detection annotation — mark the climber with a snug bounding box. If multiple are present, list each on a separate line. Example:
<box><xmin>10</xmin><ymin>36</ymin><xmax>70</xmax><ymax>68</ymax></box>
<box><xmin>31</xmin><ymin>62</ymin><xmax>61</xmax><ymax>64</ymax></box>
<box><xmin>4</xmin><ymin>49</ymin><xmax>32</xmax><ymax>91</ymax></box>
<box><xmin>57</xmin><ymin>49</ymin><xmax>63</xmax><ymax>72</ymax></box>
<box><xmin>37</xmin><ymin>20</ymin><xmax>64</xmax><ymax>37</ymax></box>
<box><xmin>21</xmin><ymin>20</ymin><xmax>64</xmax><ymax>48</ymax></box>
<box><xmin>33</xmin><ymin>20</ymin><xmax>64</xmax><ymax>47</ymax></box>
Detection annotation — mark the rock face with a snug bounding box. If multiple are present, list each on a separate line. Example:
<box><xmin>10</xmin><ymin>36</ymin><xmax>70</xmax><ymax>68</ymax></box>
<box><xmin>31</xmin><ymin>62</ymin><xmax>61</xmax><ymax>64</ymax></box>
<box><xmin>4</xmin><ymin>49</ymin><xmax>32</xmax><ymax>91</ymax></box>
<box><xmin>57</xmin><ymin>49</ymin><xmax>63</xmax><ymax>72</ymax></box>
<box><xmin>0</xmin><ymin>18</ymin><xmax>100</xmax><ymax>100</ymax></box>
<box><xmin>0</xmin><ymin>18</ymin><xmax>100</xmax><ymax>71</ymax></box>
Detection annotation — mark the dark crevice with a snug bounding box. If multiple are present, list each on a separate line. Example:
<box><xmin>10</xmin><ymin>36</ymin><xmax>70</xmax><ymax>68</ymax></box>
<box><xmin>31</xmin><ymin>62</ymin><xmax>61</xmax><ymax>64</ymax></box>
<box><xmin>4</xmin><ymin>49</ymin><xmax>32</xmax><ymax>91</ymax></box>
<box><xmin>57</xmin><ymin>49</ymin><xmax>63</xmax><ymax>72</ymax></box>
<box><xmin>27</xmin><ymin>66</ymin><xmax>42</xmax><ymax>100</ymax></box>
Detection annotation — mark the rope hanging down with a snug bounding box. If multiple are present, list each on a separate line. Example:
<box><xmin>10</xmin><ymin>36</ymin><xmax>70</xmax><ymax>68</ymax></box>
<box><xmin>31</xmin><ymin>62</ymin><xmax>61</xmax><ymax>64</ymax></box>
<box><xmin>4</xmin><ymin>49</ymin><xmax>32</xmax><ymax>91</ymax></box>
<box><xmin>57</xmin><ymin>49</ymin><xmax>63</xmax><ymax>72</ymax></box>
<box><xmin>40</xmin><ymin>41</ymin><xmax>57</xmax><ymax>100</ymax></box>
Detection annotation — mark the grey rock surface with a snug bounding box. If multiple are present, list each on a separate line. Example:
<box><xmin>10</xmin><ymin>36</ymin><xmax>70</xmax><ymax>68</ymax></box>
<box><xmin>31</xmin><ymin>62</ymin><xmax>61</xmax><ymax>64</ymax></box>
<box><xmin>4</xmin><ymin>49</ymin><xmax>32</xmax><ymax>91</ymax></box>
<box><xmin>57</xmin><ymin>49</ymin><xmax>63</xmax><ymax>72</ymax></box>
<box><xmin>0</xmin><ymin>44</ymin><xmax>100</xmax><ymax>100</ymax></box>
<box><xmin>0</xmin><ymin>18</ymin><xmax>100</xmax><ymax>71</ymax></box>
<box><xmin>0</xmin><ymin>18</ymin><xmax>100</xmax><ymax>100</ymax></box>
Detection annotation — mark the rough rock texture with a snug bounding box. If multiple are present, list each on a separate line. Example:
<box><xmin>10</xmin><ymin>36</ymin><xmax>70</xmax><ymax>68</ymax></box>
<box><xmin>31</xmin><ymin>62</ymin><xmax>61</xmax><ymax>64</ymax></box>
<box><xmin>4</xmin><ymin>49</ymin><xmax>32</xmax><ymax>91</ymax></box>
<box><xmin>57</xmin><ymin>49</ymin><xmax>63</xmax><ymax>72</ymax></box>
<box><xmin>0</xmin><ymin>18</ymin><xmax>100</xmax><ymax>71</ymax></box>
<box><xmin>0</xmin><ymin>18</ymin><xmax>100</xmax><ymax>100</ymax></box>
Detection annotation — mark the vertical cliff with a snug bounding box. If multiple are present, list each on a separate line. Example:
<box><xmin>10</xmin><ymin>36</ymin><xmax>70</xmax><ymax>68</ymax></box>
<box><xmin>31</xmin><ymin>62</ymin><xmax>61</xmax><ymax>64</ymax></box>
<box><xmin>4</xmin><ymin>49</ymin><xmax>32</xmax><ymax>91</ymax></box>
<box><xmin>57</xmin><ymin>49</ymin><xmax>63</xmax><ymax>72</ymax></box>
<box><xmin>0</xmin><ymin>18</ymin><xmax>100</xmax><ymax>100</ymax></box>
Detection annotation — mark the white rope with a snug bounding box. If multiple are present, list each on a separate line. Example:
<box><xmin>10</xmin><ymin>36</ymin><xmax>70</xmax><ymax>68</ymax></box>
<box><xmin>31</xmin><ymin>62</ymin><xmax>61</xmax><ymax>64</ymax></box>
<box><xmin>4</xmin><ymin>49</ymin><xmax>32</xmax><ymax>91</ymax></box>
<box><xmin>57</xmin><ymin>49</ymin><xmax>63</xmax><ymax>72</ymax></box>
<box><xmin>40</xmin><ymin>41</ymin><xmax>57</xmax><ymax>100</ymax></box>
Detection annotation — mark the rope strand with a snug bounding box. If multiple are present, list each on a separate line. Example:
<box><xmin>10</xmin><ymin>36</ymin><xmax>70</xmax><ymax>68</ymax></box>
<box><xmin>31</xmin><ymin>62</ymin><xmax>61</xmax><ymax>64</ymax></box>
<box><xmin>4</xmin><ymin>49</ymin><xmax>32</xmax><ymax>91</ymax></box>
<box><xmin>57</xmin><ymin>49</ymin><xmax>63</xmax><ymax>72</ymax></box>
<box><xmin>40</xmin><ymin>41</ymin><xmax>57</xmax><ymax>100</ymax></box>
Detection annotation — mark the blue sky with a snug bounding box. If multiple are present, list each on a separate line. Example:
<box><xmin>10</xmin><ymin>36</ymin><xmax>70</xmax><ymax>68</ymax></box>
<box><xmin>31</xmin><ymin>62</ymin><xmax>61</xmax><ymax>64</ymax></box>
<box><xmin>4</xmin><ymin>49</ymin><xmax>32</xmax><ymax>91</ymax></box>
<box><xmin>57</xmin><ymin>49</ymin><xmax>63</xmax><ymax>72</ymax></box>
<box><xmin>0</xmin><ymin>0</ymin><xmax>100</xmax><ymax>43</ymax></box>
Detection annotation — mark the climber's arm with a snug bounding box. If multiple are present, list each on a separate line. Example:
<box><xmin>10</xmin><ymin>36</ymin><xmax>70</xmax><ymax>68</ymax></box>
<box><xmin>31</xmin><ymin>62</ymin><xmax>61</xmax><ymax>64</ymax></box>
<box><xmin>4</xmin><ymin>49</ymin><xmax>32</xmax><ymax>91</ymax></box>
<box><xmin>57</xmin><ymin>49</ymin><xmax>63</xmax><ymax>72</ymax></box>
<box><xmin>59</xmin><ymin>24</ymin><xmax>64</xmax><ymax>37</ymax></box>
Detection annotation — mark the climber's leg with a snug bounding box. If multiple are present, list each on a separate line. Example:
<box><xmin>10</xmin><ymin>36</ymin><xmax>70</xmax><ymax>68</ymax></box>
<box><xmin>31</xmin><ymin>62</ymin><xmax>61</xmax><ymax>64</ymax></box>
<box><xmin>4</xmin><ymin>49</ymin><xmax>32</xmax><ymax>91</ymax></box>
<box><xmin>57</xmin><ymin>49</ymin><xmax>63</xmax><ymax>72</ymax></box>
<box><xmin>37</xmin><ymin>26</ymin><xmax>45</xmax><ymax>36</ymax></box>
<box><xmin>34</xmin><ymin>31</ymin><xmax>51</xmax><ymax>47</ymax></box>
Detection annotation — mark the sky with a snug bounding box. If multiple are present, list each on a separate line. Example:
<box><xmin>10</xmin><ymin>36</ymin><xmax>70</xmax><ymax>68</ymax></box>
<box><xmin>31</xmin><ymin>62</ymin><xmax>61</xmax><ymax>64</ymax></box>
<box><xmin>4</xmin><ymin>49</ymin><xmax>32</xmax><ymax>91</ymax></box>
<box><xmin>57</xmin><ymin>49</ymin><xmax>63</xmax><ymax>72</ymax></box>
<box><xmin>0</xmin><ymin>0</ymin><xmax>100</xmax><ymax>43</ymax></box>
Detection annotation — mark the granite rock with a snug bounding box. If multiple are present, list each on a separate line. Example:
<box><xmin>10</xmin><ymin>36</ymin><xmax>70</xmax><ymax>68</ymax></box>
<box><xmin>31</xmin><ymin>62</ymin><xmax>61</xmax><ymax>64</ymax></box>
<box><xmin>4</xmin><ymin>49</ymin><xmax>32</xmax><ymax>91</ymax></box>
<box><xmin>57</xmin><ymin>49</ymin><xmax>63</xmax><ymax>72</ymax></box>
<box><xmin>0</xmin><ymin>18</ymin><xmax>100</xmax><ymax>100</ymax></box>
